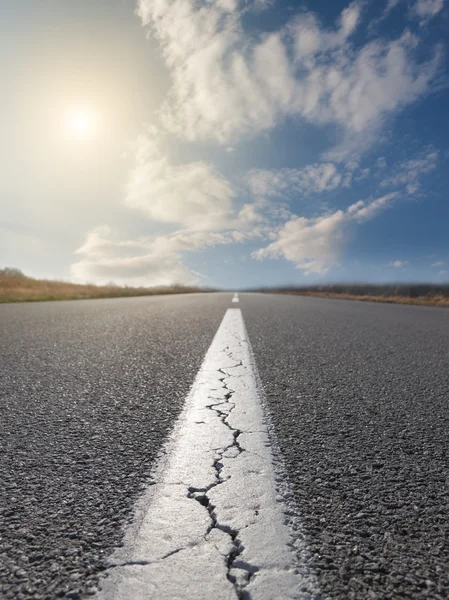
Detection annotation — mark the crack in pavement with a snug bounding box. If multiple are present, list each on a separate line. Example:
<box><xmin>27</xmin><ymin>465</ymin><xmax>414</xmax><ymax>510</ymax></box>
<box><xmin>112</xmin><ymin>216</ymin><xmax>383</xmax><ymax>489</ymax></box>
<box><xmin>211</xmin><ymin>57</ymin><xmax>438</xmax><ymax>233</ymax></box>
<box><xmin>187</xmin><ymin>350</ymin><xmax>259</xmax><ymax>599</ymax></box>
<box><xmin>94</xmin><ymin>309</ymin><xmax>319</xmax><ymax>600</ymax></box>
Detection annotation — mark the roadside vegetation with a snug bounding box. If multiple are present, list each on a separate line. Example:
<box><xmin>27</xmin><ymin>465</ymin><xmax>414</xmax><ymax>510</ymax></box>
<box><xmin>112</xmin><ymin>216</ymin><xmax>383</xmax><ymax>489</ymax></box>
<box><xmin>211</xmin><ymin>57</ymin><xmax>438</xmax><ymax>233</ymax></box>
<box><xmin>257</xmin><ymin>283</ymin><xmax>449</xmax><ymax>307</ymax></box>
<box><xmin>0</xmin><ymin>268</ymin><xmax>207</xmax><ymax>303</ymax></box>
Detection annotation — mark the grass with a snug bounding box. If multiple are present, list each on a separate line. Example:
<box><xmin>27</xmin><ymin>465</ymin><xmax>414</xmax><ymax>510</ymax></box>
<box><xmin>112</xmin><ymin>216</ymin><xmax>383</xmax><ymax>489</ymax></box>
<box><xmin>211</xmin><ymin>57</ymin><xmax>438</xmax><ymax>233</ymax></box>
<box><xmin>0</xmin><ymin>269</ymin><xmax>208</xmax><ymax>303</ymax></box>
<box><xmin>256</xmin><ymin>283</ymin><xmax>449</xmax><ymax>308</ymax></box>
<box><xmin>3</xmin><ymin>269</ymin><xmax>449</xmax><ymax>308</ymax></box>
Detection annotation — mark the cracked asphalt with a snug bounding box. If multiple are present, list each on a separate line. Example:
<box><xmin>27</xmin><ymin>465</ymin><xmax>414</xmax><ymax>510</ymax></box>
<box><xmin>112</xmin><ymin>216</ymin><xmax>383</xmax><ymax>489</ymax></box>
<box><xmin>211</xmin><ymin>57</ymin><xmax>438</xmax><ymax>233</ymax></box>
<box><xmin>0</xmin><ymin>294</ymin><xmax>230</xmax><ymax>600</ymax></box>
<box><xmin>242</xmin><ymin>293</ymin><xmax>449</xmax><ymax>600</ymax></box>
<box><xmin>187</xmin><ymin>371</ymin><xmax>245</xmax><ymax>584</ymax></box>
<box><xmin>2</xmin><ymin>292</ymin><xmax>449</xmax><ymax>599</ymax></box>
<box><xmin>96</xmin><ymin>308</ymin><xmax>292</xmax><ymax>600</ymax></box>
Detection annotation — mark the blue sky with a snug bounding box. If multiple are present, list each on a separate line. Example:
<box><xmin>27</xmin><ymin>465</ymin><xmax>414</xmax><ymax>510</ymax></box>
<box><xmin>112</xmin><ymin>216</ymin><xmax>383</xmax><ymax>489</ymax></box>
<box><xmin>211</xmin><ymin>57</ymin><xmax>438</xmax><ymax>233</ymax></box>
<box><xmin>1</xmin><ymin>0</ymin><xmax>448</xmax><ymax>288</ymax></box>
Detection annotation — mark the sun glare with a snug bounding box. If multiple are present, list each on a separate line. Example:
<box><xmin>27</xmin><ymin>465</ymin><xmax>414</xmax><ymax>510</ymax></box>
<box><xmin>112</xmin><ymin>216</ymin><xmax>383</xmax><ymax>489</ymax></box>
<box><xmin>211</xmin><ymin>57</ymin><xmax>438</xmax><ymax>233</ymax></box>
<box><xmin>66</xmin><ymin>108</ymin><xmax>97</xmax><ymax>140</ymax></box>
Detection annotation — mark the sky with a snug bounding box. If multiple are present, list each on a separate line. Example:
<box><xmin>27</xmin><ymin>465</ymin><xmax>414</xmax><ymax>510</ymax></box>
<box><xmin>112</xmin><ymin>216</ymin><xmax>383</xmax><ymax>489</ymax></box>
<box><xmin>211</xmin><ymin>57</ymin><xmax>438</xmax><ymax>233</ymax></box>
<box><xmin>1</xmin><ymin>0</ymin><xmax>449</xmax><ymax>289</ymax></box>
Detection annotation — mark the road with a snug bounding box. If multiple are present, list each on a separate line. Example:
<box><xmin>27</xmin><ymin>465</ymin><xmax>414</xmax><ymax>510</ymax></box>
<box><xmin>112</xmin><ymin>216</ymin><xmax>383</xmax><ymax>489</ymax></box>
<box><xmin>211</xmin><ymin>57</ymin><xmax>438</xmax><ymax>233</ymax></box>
<box><xmin>1</xmin><ymin>293</ymin><xmax>448</xmax><ymax>599</ymax></box>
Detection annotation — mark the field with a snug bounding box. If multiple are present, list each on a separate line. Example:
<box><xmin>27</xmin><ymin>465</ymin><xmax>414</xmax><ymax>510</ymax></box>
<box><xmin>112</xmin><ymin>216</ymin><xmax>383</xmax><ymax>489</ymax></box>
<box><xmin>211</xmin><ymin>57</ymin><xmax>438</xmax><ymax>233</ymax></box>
<box><xmin>260</xmin><ymin>284</ymin><xmax>449</xmax><ymax>307</ymax></box>
<box><xmin>3</xmin><ymin>268</ymin><xmax>449</xmax><ymax>307</ymax></box>
<box><xmin>0</xmin><ymin>269</ymin><xmax>205</xmax><ymax>303</ymax></box>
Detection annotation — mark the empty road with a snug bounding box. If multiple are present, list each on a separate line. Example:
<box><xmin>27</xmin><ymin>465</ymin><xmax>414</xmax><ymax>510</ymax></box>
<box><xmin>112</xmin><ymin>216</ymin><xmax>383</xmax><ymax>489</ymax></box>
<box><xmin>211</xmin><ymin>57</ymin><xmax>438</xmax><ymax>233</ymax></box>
<box><xmin>1</xmin><ymin>293</ymin><xmax>448</xmax><ymax>599</ymax></box>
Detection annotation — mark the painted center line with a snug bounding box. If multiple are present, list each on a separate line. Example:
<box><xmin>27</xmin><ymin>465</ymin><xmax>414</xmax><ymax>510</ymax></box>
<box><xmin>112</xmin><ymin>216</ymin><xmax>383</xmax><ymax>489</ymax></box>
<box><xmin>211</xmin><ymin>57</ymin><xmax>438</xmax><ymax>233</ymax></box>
<box><xmin>232</xmin><ymin>293</ymin><xmax>239</xmax><ymax>303</ymax></box>
<box><xmin>96</xmin><ymin>309</ymin><xmax>319</xmax><ymax>600</ymax></box>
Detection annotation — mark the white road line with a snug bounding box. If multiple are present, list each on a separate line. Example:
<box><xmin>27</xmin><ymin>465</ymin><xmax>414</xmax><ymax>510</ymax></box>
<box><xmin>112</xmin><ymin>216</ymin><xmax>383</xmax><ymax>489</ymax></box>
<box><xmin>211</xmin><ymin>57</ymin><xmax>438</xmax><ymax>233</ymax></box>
<box><xmin>232</xmin><ymin>293</ymin><xmax>239</xmax><ymax>303</ymax></box>
<box><xmin>96</xmin><ymin>309</ymin><xmax>319</xmax><ymax>600</ymax></box>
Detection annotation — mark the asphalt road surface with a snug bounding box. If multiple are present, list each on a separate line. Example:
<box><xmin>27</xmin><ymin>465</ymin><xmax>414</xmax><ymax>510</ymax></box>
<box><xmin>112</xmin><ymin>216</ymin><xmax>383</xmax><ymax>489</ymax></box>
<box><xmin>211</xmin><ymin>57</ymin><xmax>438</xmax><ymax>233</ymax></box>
<box><xmin>1</xmin><ymin>293</ymin><xmax>448</xmax><ymax>599</ymax></box>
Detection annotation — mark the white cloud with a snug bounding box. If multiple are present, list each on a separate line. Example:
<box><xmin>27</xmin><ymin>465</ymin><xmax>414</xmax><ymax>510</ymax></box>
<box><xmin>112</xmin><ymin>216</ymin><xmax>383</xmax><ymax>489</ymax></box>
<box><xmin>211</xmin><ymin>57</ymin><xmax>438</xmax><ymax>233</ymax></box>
<box><xmin>388</xmin><ymin>259</ymin><xmax>408</xmax><ymax>268</ymax></box>
<box><xmin>137</xmin><ymin>0</ymin><xmax>441</xmax><ymax>149</ymax></box>
<box><xmin>71</xmin><ymin>130</ymin><xmax>290</xmax><ymax>285</ymax></box>
<box><xmin>380</xmin><ymin>146</ymin><xmax>438</xmax><ymax>193</ymax></box>
<box><xmin>412</xmin><ymin>0</ymin><xmax>444</xmax><ymax>24</ymax></box>
<box><xmin>431</xmin><ymin>260</ymin><xmax>444</xmax><ymax>267</ymax></box>
<box><xmin>124</xmin><ymin>131</ymin><xmax>280</xmax><ymax>234</ymax></box>
<box><xmin>253</xmin><ymin>192</ymin><xmax>398</xmax><ymax>273</ymax></box>
<box><xmin>247</xmin><ymin>163</ymin><xmax>342</xmax><ymax>199</ymax></box>
<box><xmin>292</xmin><ymin>3</ymin><xmax>361</xmax><ymax>61</ymax></box>
<box><xmin>69</xmin><ymin>2</ymin><xmax>445</xmax><ymax>285</ymax></box>
<box><xmin>373</xmin><ymin>0</ymin><xmax>444</xmax><ymax>28</ymax></box>
<box><xmin>385</xmin><ymin>0</ymin><xmax>402</xmax><ymax>14</ymax></box>
<box><xmin>72</xmin><ymin>227</ymin><xmax>201</xmax><ymax>286</ymax></box>
<box><xmin>439</xmin><ymin>270</ymin><xmax>448</xmax><ymax>276</ymax></box>
<box><xmin>347</xmin><ymin>192</ymin><xmax>399</xmax><ymax>221</ymax></box>
<box><xmin>354</xmin><ymin>168</ymin><xmax>370</xmax><ymax>181</ymax></box>
<box><xmin>253</xmin><ymin>210</ymin><xmax>347</xmax><ymax>274</ymax></box>
<box><xmin>369</xmin><ymin>0</ymin><xmax>402</xmax><ymax>31</ymax></box>
<box><xmin>125</xmin><ymin>132</ymin><xmax>235</xmax><ymax>230</ymax></box>
<box><xmin>71</xmin><ymin>225</ymin><xmax>241</xmax><ymax>286</ymax></box>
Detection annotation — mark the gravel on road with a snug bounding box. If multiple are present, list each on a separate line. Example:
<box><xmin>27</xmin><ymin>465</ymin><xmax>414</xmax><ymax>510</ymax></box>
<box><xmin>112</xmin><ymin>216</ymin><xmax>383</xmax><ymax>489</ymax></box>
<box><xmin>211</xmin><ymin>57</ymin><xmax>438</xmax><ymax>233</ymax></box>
<box><xmin>243</xmin><ymin>293</ymin><xmax>449</xmax><ymax>600</ymax></box>
<box><xmin>0</xmin><ymin>294</ymin><xmax>229</xmax><ymax>600</ymax></box>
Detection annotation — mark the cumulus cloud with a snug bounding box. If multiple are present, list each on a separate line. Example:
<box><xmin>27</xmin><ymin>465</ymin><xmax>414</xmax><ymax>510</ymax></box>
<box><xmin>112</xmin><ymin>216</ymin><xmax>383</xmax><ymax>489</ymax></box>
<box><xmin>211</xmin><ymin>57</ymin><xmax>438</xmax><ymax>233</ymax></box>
<box><xmin>431</xmin><ymin>260</ymin><xmax>444</xmax><ymax>267</ymax></box>
<box><xmin>253</xmin><ymin>210</ymin><xmax>347</xmax><ymax>274</ymax></box>
<box><xmin>68</xmin><ymin>1</ymin><xmax>444</xmax><ymax>285</ymax></box>
<box><xmin>72</xmin><ymin>228</ymin><xmax>200</xmax><ymax>287</ymax></box>
<box><xmin>380</xmin><ymin>146</ymin><xmax>438</xmax><ymax>193</ymax></box>
<box><xmin>253</xmin><ymin>193</ymin><xmax>398</xmax><ymax>274</ymax></box>
<box><xmin>137</xmin><ymin>0</ymin><xmax>441</xmax><ymax>149</ymax></box>
<box><xmin>124</xmin><ymin>130</ymin><xmax>283</xmax><ymax>235</ymax></box>
<box><xmin>125</xmin><ymin>132</ymin><xmax>235</xmax><ymax>230</ymax></box>
<box><xmin>71</xmin><ymin>221</ymin><xmax>270</xmax><ymax>286</ymax></box>
<box><xmin>71</xmin><ymin>225</ymin><xmax>242</xmax><ymax>286</ymax></box>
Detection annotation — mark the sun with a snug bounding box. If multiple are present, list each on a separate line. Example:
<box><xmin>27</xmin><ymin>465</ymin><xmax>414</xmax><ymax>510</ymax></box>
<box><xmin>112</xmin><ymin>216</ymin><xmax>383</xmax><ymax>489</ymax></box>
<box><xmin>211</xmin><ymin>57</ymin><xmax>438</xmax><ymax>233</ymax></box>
<box><xmin>66</xmin><ymin>108</ymin><xmax>98</xmax><ymax>140</ymax></box>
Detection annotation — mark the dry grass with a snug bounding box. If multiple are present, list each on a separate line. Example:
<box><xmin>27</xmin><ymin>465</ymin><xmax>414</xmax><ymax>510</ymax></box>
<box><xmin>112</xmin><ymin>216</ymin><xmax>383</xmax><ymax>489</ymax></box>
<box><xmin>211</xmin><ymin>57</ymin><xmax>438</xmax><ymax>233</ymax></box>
<box><xmin>0</xmin><ymin>271</ymin><xmax>207</xmax><ymax>303</ymax></box>
<box><xmin>276</xmin><ymin>291</ymin><xmax>449</xmax><ymax>307</ymax></box>
<box><xmin>255</xmin><ymin>283</ymin><xmax>449</xmax><ymax>307</ymax></box>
